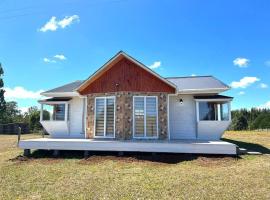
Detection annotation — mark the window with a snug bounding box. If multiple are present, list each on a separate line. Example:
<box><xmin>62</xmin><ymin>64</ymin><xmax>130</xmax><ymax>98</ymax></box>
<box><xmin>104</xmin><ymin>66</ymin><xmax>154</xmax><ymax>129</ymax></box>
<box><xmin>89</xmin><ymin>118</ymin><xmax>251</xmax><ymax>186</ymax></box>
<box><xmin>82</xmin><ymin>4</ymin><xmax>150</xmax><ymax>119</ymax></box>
<box><xmin>95</xmin><ymin>97</ymin><xmax>115</xmax><ymax>137</ymax></box>
<box><xmin>134</xmin><ymin>96</ymin><xmax>158</xmax><ymax>138</ymax></box>
<box><xmin>198</xmin><ymin>102</ymin><xmax>230</xmax><ymax>121</ymax></box>
<box><xmin>42</xmin><ymin>104</ymin><xmax>66</xmax><ymax>121</ymax></box>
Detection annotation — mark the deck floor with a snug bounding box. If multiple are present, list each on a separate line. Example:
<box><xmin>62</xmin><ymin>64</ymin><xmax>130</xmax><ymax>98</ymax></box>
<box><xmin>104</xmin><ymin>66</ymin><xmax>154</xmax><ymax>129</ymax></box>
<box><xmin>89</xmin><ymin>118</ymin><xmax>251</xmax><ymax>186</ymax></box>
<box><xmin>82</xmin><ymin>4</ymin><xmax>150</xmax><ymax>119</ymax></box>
<box><xmin>19</xmin><ymin>138</ymin><xmax>237</xmax><ymax>155</ymax></box>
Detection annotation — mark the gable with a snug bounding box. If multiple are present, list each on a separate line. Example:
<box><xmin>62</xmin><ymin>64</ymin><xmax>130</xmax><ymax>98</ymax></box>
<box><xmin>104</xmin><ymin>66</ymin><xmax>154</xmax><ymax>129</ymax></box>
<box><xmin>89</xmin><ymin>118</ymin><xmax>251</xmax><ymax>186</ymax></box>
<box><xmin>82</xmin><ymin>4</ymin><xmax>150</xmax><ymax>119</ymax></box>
<box><xmin>79</xmin><ymin>57</ymin><xmax>176</xmax><ymax>95</ymax></box>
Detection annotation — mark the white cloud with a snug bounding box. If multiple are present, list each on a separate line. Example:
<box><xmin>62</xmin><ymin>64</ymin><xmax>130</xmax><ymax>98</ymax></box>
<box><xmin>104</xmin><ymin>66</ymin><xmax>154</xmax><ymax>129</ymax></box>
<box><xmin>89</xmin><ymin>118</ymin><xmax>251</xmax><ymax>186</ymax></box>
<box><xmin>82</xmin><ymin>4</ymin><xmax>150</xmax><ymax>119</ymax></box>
<box><xmin>257</xmin><ymin>101</ymin><xmax>270</xmax><ymax>109</ymax></box>
<box><xmin>233</xmin><ymin>57</ymin><xmax>249</xmax><ymax>67</ymax></box>
<box><xmin>54</xmin><ymin>54</ymin><xmax>66</xmax><ymax>60</ymax></box>
<box><xmin>260</xmin><ymin>83</ymin><xmax>268</xmax><ymax>89</ymax></box>
<box><xmin>43</xmin><ymin>57</ymin><xmax>56</xmax><ymax>63</ymax></box>
<box><xmin>230</xmin><ymin>77</ymin><xmax>260</xmax><ymax>88</ymax></box>
<box><xmin>19</xmin><ymin>107</ymin><xmax>30</xmax><ymax>114</ymax></box>
<box><xmin>58</xmin><ymin>15</ymin><xmax>79</xmax><ymax>28</ymax></box>
<box><xmin>4</xmin><ymin>87</ymin><xmax>44</xmax><ymax>99</ymax></box>
<box><xmin>39</xmin><ymin>15</ymin><xmax>79</xmax><ymax>32</ymax></box>
<box><xmin>191</xmin><ymin>74</ymin><xmax>196</xmax><ymax>76</ymax></box>
<box><xmin>148</xmin><ymin>61</ymin><xmax>161</xmax><ymax>69</ymax></box>
<box><xmin>238</xmin><ymin>91</ymin><xmax>245</xmax><ymax>95</ymax></box>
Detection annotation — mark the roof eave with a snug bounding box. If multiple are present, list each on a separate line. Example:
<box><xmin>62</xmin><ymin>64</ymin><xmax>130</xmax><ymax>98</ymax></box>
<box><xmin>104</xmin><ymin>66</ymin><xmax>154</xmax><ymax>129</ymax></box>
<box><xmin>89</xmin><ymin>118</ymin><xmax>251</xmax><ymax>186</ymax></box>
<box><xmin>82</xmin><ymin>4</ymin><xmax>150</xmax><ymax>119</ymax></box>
<box><xmin>41</xmin><ymin>91</ymin><xmax>80</xmax><ymax>97</ymax></box>
<box><xmin>177</xmin><ymin>88</ymin><xmax>230</xmax><ymax>94</ymax></box>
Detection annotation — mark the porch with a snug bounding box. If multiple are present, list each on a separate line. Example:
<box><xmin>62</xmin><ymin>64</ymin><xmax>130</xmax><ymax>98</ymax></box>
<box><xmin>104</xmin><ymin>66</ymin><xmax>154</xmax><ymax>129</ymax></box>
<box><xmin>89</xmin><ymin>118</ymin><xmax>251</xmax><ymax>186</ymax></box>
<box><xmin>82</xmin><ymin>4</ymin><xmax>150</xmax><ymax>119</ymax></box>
<box><xmin>18</xmin><ymin>138</ymin><xmax>237</xmax><ymax>155</ymax></box>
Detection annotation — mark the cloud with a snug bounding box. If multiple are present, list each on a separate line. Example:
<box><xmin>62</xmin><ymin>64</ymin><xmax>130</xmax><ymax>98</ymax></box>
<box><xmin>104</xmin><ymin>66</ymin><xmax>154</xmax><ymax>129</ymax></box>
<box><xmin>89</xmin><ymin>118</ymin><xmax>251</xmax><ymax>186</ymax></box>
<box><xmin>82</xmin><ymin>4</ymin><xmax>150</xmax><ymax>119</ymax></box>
<box><xmin>230</xmin><ymin>77</ymin><xmax>260</xmax><ymax>88</ymax></box>
<box><xmin>257</xmin><ymin>101</ymin><xmax>270</xmax><ymax>109</ymax></box>
<box><xmin>4</xmin><ymin>87</ymin><xmax>44</xmax><ymax>99</ymax></box>
<box><xmin>43</xmin><ymin>54</ymin><xmax>66</xmax><ymax>63</ymax></box>
<box><xmin>191</xmin><ymin>74</ymin><xmax>196</xmax><ymax>76</ymax></box>
<box><xmin>238</xmin><ymin>91</ymin><xmax>245</xmax><ymax>95</ymax></box>
<box><xmin>19</xmin><ymin>107</ymin><xmax>30</xmax><ymax>114</ymax></box>
<box><xmin>39</xmin><ymin>15</ymin><xmax>79</xmax><ymax>32</ymax></box>
<box><xmin>233</xmin><ymin>57</ymin><xmax>249</xmax><ymax>67</ymax></box>
<box><xmin>260</xmin><ymin>83</ymin><xmax>268</xmax><ymax>89</ymax></box>
<box><xmin>148</xmin><ymin>61</ymin><xmax>161</xmax><ymax>69</ymax></box>
<box><xmin>43</xmin><ymin>57</ymin><xmax>56</xmax><ymax>63</ymax></box>
<box><xmin>54</xmin><ymin>54</ymin><xmax>66</xmax><ymax>60</ymax></box>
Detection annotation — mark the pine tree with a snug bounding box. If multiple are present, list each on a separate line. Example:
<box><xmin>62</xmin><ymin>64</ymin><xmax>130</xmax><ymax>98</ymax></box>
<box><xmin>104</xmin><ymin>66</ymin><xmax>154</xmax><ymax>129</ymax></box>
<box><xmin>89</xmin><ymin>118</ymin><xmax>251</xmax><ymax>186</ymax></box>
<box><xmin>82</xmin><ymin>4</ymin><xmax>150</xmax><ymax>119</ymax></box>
<box><xmin>0</xmin><ymin>63</ymin><xmax>6</xmax><ymax>123</ymax></box>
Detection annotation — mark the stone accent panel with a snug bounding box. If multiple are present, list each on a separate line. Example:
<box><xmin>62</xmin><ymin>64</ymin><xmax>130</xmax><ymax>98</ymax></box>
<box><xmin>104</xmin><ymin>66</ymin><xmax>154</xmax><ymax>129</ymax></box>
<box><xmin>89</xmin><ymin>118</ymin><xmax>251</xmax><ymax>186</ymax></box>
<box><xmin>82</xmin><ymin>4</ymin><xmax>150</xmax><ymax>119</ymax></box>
<box><xmin>86</xmin><ymin>92</ymin><xmax>168</xmax><ymax>140</ymax></box>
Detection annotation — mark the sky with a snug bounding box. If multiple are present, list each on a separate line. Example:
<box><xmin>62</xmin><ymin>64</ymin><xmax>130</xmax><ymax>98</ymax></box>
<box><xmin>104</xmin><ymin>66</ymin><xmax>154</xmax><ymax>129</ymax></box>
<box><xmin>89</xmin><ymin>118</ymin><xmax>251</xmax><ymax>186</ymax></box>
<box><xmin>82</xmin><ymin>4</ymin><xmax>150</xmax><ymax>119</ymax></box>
<box><xmin>0</xmin><ymin>0</ymin><xmax>270</xmax><ymax>112</ymax></box>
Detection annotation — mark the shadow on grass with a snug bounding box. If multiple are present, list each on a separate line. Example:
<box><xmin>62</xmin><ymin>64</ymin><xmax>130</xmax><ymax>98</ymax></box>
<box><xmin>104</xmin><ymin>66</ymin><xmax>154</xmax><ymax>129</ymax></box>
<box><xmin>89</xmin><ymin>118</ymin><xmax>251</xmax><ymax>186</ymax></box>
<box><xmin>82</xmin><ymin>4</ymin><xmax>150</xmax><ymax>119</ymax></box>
<box><xmin>222</xmin><ymin>138</ymin><xmax>270</xmax><ymax>154</ymax></box>
<box><xmin>20</xmin><ymin>150</ymin><xmax>237</xmax><ymax>164</ymax></box>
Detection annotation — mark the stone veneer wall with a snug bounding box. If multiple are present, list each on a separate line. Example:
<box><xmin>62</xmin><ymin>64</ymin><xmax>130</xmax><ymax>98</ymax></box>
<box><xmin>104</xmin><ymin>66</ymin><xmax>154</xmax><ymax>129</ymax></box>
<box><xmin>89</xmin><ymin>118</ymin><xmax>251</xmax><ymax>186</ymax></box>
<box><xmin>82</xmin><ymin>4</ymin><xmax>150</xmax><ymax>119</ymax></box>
<box><xmin>86</xmin><ymin>92</ymin><xmax>168</xmax><ymax>140</ymax></box>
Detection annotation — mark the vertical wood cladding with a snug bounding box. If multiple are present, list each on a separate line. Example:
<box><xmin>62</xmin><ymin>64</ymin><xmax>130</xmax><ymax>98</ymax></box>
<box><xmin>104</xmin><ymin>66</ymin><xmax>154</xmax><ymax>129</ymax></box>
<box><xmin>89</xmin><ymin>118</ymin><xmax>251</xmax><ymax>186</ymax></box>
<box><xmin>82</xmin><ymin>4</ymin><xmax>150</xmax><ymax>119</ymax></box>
<box><xmin>80</xmin><ymin>58</ymin><xmax>175</xmax><ymax>94</ymax></box>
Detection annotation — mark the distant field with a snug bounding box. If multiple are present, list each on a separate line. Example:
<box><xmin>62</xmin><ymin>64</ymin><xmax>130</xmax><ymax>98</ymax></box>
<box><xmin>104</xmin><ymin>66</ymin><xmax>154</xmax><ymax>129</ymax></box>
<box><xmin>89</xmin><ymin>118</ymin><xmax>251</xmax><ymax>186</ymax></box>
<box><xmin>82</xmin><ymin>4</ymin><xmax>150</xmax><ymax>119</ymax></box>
<box><xmin>0</xmin><ymin>131</ymin><xmax>269</xmax><ymax>200</ymax></box>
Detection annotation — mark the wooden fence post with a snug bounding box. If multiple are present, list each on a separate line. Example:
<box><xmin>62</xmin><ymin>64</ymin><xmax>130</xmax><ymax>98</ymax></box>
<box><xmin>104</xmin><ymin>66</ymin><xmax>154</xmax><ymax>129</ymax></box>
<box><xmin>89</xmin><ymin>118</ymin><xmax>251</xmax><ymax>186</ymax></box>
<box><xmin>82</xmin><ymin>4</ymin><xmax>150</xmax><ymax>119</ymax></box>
<box><xmin>17</xmin><ymin>127</ymin><xmax>21</xmax><ymax>146</ymax></box>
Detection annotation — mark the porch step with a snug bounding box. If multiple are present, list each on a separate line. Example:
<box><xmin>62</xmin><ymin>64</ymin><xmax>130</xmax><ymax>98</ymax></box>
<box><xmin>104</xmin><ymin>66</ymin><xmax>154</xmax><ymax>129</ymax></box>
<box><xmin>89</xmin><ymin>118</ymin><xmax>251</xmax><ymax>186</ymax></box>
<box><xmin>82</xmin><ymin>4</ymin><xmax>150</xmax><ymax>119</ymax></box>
<box><xmin>247</xmin><ymin>151</ymin><xmax>262</xmax><ymax>155</ymax></box>
<box><xmin>237</xmin><ymin>148</ymin><xmax>262</xmax><ymax>155</ymax></box>
<box><xmin>238</xmin><ymin>148</ymin><xmax>247</xmax><ymax>155</ymax></box>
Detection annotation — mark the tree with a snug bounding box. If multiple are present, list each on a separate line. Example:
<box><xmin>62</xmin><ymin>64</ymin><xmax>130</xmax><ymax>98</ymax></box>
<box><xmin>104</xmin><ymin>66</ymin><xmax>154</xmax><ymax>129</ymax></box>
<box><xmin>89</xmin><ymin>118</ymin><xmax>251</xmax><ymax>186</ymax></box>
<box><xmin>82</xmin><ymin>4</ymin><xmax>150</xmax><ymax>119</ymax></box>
<box><xmin>231</xmin><ymin>114</ymin><xmax>248</xmax><ymax>130</ymax></box>
<box><xmin>1</xmin><ymin>101</ymin><xmax>23</xmax><ymax>124</ymax></box>
<box><xmin>0</xmin><ymin>63</ymin><xmax>6</xmax><ymax>123</ymax></box>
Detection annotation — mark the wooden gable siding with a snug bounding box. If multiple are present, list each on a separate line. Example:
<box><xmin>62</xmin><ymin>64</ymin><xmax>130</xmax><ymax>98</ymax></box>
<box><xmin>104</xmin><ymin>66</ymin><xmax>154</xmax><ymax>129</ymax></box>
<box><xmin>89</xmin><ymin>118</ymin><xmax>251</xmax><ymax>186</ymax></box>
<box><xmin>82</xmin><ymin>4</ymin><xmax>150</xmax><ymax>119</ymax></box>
<box><xmin>80</xmin><ymin>58</ymin><xmax>175</xmax><ymax>94</ymax></box>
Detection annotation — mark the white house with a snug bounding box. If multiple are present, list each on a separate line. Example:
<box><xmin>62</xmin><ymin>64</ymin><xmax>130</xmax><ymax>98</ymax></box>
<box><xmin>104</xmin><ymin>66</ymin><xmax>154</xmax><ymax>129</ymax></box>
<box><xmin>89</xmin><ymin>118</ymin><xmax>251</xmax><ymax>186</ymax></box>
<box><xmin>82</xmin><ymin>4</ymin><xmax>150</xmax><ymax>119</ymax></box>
<box><xmin>19</xmin><ymin>51</ymin><xmax>237</xmax><ymax>155</ymax></box>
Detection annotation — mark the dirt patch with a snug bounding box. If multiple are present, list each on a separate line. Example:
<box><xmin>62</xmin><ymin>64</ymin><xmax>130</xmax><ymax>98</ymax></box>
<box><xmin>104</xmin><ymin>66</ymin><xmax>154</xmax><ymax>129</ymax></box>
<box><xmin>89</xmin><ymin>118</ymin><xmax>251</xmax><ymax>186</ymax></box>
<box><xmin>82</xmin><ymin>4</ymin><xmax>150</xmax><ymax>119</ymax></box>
<box><xmin>9</xmin><ymin>155</ymin><xmax>62</xmax><ymax>165</ymax></box>
<box><xmin>195</xmin><ymin>156</ymin><xmax>237</xmax><ymax>167</ymax></box>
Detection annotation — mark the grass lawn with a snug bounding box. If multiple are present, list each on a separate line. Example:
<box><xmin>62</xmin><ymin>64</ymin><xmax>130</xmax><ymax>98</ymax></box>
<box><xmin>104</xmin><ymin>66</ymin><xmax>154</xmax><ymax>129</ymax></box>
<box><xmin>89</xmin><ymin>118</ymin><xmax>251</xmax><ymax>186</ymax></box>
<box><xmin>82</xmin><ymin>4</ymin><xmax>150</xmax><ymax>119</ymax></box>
<box><xmin>0</xmin><ymin>132</ymin><xmax>269</xmax><ymax>200</ymax></box>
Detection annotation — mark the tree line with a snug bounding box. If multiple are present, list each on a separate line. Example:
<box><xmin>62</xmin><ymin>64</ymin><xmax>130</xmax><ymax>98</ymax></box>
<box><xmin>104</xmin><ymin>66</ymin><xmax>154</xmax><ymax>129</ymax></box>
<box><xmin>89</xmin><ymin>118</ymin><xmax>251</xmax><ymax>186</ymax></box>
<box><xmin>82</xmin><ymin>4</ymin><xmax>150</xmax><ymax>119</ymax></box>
<box><xmin>230</xmin><ymin>108</ymin><xmax>270</xmax><ymax>130</ymax></box>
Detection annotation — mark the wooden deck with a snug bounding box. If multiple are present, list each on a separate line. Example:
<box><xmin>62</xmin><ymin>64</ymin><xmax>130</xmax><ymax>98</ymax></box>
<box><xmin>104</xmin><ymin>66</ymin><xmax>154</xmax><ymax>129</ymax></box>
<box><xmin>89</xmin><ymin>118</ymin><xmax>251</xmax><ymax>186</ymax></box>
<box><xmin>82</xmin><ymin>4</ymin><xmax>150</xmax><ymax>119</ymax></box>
<box><xmin>18</xmin><ymin>138</ymin><xmax>237</xmax><ymax>155</ymax></box>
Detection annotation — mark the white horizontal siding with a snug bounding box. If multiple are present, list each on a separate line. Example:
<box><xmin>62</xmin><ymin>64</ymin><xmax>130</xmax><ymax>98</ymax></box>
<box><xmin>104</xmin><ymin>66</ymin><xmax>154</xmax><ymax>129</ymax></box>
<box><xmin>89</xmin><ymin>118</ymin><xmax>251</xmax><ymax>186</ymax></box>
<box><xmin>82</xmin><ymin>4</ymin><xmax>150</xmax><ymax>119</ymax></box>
<box><xmin>169</xmin><ymin>95</ymin><xmax>196</xmax><ymax>139</ymax></box>
<box><xmin>197</xmin><ymin>121</ymin><xmax>231</xmax><ymax>140</ymax></box>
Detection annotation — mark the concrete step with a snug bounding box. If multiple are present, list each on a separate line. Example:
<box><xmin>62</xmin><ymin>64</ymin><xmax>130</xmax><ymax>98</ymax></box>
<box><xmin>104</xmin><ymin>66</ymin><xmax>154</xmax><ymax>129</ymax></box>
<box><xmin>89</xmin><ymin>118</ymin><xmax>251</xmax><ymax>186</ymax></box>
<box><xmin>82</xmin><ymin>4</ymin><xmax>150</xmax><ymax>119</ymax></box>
<box><xmin>238</xmin><ymin>148</ymin><xmax>247</xmax><ymax>155</ymax></box>
<box><xmin>247</xmin><ymin>151</ymin><xmax>263</xmax><ymax>155</ymax></box>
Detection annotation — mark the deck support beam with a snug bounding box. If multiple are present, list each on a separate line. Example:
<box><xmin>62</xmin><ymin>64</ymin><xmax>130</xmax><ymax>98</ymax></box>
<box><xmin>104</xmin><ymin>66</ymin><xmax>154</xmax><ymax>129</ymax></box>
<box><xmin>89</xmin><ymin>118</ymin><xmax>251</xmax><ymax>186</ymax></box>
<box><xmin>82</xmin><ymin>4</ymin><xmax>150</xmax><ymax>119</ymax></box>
<box><xmin>23</xmin><ymin>149</ymin><xmax>31</xmax><ymax>157</ymax></box>
<box><xmin>118</xmin><ymin>151</ymin><xmax>124</xmax><ymax>156</ymax></box>
<box><xmin>52</xmin><ymin>150</ymin><xmax>60</xmax><ymax>157</ymax></box>
<box><xmin>84</xmin><ymin>150</ymin><xmax>90</xmax><ymax>158</ymax></box>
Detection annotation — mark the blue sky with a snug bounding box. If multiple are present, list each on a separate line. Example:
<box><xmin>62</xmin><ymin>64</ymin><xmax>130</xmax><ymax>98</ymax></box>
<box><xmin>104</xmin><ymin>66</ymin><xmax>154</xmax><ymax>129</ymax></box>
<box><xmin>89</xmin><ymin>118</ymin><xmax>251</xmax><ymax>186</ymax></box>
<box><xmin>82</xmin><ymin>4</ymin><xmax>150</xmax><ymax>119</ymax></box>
<box><xmin>0</xmin><ymin>0</ymin><xmax>270</xmax><ymax>111</ymax></box>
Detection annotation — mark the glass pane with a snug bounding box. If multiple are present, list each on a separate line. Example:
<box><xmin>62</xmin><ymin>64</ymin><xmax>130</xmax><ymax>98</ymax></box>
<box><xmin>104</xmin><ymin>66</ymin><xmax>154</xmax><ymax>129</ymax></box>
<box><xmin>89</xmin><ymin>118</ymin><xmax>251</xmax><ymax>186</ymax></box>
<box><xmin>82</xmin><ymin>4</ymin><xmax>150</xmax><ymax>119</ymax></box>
<box><xmin>199</xmin><ymin>102</ymin><xmax>218</xmax><ymax>121</ymax></box>
<box><xmin>134</xmin><ymin>97</ymin><xmax>144</xmax><ymax>137</ymax></box>
<box><xmin>95</xmin><ymin>99</ymin><xmax>105</xmax><ymax>136</ymax></box>
<box><xmin>221</xmin><ymin>102</ymin><xmax>229</xmax><ymax>121</ymax></box>
<box><xmin>42</xmin><ymin>104</ymin><xmax>53</xmax><ymax>121</ymax></box>
<box><xmin>106</xmin><ymin>98</ymin><xmax>114</xmax><ymax>137</ymax></box>
<box><xmin>53</xmin><ymin>104</ymin><xmax>65</xmax><ymax>121</ymax></box>
<box><xmin>146</xmin><ymin>97</ymin><xmax>157</xmax><ymax>137</ymax></box>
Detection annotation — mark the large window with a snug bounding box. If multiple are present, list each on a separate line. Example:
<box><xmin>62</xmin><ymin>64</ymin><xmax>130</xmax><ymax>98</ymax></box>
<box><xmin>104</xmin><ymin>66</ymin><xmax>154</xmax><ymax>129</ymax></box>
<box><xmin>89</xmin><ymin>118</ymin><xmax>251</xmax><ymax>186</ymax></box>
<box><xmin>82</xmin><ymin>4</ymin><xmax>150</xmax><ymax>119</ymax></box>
<box><xmin>198</xmin><ymin>102</ymin><xmax>230</xmax><ymax>121</ymax></box>
<box><xmin>95</xmin><ymin>97</ymin><xmax>115</xmax><ymax>137</ymax></box>
<box><xmin>133</xmin><ymin>96</ymin><xmax>158</xmax><ymax>138</ymax></box>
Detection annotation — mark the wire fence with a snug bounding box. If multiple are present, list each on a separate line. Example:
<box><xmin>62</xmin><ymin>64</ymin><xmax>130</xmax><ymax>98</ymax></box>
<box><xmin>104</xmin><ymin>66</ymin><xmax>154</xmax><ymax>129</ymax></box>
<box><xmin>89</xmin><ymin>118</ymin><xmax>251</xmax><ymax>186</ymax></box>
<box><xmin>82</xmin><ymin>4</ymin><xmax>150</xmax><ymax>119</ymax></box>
<box><xmin>0</xmin><ymin>123</ymin><xmax>29</xmax><ymax>134</ymax></box>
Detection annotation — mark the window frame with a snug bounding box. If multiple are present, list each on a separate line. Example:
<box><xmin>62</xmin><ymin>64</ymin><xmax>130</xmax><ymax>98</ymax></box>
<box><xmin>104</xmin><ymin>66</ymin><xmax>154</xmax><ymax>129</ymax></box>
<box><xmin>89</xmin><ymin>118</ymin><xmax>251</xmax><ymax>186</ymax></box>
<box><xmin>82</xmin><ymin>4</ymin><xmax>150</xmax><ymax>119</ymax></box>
<box><xmin>195</xmin><ymin>99</ymin><xmax>231</xmax><ymax>122</ymax></box>
<box><xmin>94</xmin><ymin>96</ymin><xmax>116</xmax><ymax>138</ymax></box>
<box><xmin>133</xmin><ymin>96</ymin><xmax>159</xmax><ymax>139</ymax></box>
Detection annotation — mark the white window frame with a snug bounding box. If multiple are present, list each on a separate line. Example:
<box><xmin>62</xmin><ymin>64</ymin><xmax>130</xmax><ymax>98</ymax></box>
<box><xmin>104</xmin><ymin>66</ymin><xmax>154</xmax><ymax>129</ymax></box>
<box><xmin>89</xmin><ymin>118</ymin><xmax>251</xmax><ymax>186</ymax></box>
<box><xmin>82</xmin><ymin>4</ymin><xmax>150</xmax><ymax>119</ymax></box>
<box><xmin>40</xmin><ymin>101</ymin><xmax>69</xmax><ymax>122</ymax></box>
<box><xmin>94</xmin><ymin>96</ymin><xmax>116</xmax><ymax>138</ymax></box>
<box><xmin>133</xmin><ymin>96</ymin><xmax>159</xmax><ymax>139</ymax></box>
<box><xmin>195</xmin><ymin>99</ymin><xmax>231</xmax><ymax>122</ymax></box>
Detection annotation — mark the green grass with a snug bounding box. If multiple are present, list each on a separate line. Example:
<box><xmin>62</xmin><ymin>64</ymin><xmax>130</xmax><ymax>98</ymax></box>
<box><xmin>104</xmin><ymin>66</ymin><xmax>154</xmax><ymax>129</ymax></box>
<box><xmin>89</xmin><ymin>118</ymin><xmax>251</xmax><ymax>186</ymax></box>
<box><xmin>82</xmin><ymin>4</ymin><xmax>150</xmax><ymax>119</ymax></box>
<box><xmin>0</xmin><ymin>132</ymin><xmax>269</xmax><ymax>200</ymax></box>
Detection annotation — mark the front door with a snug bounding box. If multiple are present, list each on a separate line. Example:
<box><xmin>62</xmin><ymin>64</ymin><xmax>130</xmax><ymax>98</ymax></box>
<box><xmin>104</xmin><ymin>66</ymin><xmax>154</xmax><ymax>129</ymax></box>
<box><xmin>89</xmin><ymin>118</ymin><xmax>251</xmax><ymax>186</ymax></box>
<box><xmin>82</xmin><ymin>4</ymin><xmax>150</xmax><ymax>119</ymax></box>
<box><xmin>169</xmin><ymin>95</ymin><xmax>197</xmax><ymax>140</ymax></box>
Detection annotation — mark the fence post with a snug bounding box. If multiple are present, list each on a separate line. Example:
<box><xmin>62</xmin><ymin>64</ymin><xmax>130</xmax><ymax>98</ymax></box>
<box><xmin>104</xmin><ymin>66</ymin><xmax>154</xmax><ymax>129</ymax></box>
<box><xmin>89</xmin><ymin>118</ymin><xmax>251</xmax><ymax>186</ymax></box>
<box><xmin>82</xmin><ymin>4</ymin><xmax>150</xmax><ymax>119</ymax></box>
<box><xmin>17</xmin><ymin>127</ymin><xmax>21</xmax><ymax>146</ymax></box>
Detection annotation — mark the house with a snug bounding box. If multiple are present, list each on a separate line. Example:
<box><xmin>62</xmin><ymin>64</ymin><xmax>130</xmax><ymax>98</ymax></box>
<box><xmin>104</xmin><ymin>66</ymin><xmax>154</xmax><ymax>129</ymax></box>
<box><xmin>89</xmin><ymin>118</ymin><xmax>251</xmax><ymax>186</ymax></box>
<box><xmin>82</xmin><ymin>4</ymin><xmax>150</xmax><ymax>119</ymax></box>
<box><xmin>19</xmin><ymin>51</ymin><xmax>237</xmax><ymax>155</ymax></box>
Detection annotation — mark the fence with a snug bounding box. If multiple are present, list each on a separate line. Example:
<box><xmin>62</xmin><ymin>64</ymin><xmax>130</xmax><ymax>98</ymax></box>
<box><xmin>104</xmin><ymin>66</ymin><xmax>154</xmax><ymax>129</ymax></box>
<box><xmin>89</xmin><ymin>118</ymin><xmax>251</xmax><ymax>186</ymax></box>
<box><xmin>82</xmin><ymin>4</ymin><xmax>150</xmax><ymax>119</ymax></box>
<box><xmin>0</xmin><ymin>123</ymin><xmax>29</xmax><ymax>134</ymax></box>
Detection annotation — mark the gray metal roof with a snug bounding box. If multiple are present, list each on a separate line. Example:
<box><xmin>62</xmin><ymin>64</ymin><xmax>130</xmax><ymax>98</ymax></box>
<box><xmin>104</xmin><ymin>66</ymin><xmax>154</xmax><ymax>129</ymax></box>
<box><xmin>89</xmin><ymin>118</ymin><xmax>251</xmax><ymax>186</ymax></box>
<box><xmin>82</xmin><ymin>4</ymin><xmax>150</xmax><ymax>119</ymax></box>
<box><xmin>42</xmin><ymin>80</ymin><xmax>83</xmax><ymax>94</ymax></box>
<box><xmin>166</xmin><ymin>76</ymin><xmax>229</xmax><ymax>91</ymax></box>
